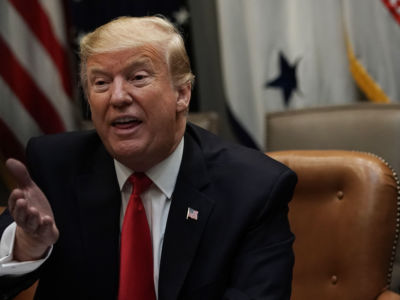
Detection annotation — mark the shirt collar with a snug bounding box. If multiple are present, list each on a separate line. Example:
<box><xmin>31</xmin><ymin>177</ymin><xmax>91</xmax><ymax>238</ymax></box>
<box><xmin>114</xmin><ymin>138</ymin><xmax>184</xmax><ymax>199</ymax></box>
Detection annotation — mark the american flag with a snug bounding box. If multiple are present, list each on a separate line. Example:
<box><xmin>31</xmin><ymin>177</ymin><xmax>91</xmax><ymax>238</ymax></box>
<box><xmin>0</xmin><ymin>0</ymin><xmax>77</xmax><ymax>189</ymax></box>
<box><xmin>186</xmin><ymin>207</ymin><xmax>198</xmax><ymax>221</ymax></box>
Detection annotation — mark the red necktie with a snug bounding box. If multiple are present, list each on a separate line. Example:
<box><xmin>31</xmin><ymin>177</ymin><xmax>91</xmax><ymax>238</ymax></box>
<box><xmin>118</xmin><ymin>173</ymin><xmax>156</xmax><ymax>300</ymax></box>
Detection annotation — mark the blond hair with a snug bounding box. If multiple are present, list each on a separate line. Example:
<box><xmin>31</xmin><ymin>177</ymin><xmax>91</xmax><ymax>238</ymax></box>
<box><xmin>79</xmin><ymin>16</ymin><xmax>194</xmax><ymax>92</ymax></box>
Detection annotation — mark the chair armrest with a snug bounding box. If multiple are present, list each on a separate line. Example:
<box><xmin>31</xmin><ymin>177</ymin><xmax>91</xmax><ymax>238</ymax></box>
<box><xmin>377</xmin><ymin>290</ymin><xmax>400</xmax><ymax>300</ymax></box>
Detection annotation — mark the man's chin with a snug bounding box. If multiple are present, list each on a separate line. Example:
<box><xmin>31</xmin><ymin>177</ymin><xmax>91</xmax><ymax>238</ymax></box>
<box><xmin>106</xmin><ymin>138</ymin><xmax>141</xmax><ymax>156</ymax></box>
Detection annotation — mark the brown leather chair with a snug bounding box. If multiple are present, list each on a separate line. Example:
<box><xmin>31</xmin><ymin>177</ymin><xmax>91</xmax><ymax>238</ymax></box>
<box><xmin>266</xmin><ymin>103</ymin><xmax>400</xmax><ymax>291</ymax></box>
<box><xmin>266</xmin><ymin>103</ymin><xmax>400</xmax><ymax>178</ymax></box>
<box><xmin>268</xmin><ymin>150</ymin><xmax>400</xmax><ymax>300</ymax></box>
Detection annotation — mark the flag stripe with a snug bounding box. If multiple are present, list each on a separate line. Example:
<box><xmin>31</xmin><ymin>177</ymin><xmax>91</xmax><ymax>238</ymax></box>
<box><xmin>0</xmin><ymin>0</ymin><xmax>76</xmax><ymax>131</ymax></box>
<box><xmin>39</xmin><ymin>0</ymin><xmax>68</xmax><ymax>47</ymax></box>
<box><xmin>9</xmin><ymin>0</ymin><xmax>73</xmax><ymax>98</ymax></box>
<box><xmin>382</xmin><ymin>0</ymin><xmax>400</xmax><ymax>25</ymax></box>
<box><xmin>0</xmin><ymin>37</ymin><xmax>66</xmax><ymax>133</ymax></box>
<box><xmin>0</xmin><ymin>0</ymin><xmax>77</xmax><ymax>197</ymax></box>
<box><xmin>0</xmin><ymin>76</ymin><xmax>42</xmax><ymax>147</ymax></box>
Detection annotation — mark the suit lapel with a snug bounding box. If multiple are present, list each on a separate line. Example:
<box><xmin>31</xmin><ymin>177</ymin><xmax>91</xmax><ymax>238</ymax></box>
<box><xmin>75</xmin><ymin>145</ymin><xmax>121</xmax><ymax>297</ymax></box>
<box><xmin>158</xmin><ymin>128</ymin><xmax>215</xmax><ymax>300</ymax></box>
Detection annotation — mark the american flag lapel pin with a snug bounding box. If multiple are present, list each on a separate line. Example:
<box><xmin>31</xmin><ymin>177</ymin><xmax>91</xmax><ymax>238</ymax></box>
<box><xmin>186</xmin><ymin>207</ymin><xmax>199</xmax><ymax>221</ymax></box>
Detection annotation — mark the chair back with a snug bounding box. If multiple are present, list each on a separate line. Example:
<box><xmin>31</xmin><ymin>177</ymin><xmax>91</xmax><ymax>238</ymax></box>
<box><xmin>266</xmin><ymin>103</ymin><xmax>400</xmax><ymax>176</ymax></box>
<box><xmin>268</xmin><ymin>150</ymin><xmax>400</xmax><ymax>300</ymax></box>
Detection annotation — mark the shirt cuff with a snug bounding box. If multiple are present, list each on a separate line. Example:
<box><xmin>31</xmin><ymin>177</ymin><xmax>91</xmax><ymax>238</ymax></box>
<box><xmin>0</xmin><ymin>222</ymin><xmax>52</xmax><ymax>276</ymax></box>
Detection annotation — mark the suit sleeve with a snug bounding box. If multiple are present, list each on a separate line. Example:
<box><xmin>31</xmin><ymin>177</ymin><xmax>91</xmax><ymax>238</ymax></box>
<box><xmin>0</xmin><ymin>210</ymin><xmax>42</xmax><ymax>300</ymax></box>
<box><xmin>223</xmin><ymin>169</ymin><xmax>297</xmax><ymax>300</ymax></box>
<box><xmin>0</xmin><ymin>138</ymin><xmax>45</xmax><ymax>300</ymax></box>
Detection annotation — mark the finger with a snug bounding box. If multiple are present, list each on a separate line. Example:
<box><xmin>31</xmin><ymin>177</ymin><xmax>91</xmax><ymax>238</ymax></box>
<box><xmin>8</xmin><ymin>189</ymin><xmax>25</xmax><ymax>213</ymax></box>
<box><xmin>24</xmin><ymin>207</ymin><xmax>41</xmax><ymax>234</ymax></box>
<box><xmin>37</xmin><ymin>216</ymin><xmax>59</xmax><ymax>244</ymax></box>
<box><xmin>6</xmin><ymin>158</ymin><xmax>33</xmax><ymax>189</ymax></box>
<box><xmin>13</xmin><ymin>198</ymin><xmax>29</xmax><ymax>226</ymax></box>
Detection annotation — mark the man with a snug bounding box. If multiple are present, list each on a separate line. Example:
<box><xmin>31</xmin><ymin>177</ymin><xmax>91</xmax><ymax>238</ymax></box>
<box><xmin>0</xmin><ymin>16</ymin><xmax>297</xmax><ymax>300</ymax></box>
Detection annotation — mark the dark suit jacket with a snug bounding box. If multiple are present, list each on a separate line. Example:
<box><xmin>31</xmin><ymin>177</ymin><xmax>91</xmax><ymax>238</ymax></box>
<box><xmin>0</xmin><ymin>123</ymin><xmax>297</xmax><ymax>300</ymax></box>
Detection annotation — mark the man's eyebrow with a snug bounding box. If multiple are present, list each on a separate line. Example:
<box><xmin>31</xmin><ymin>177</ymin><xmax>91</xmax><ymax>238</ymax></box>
<box><xmin>124</xmin><ymin>57</ymin><xmax>155</xmax><ymax>71</ymax></box>
<box><xmin>87</xmin><ymin>56</ymin><xmax>156</xmax><ymax>77</ymax></box>
<box><xmin>87</xmin><ymin>67</ymin><xmax>109</xmax><ymax>76</ymax></box>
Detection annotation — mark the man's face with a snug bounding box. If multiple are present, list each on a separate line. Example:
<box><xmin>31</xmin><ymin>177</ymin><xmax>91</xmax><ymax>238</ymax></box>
<box><xmin>86</xmin><ymin>46</ymin><xmax>191</xmax><ymax>171</ymax></box>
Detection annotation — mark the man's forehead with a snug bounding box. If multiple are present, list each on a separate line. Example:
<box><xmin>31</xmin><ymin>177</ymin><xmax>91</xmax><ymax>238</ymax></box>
<box><xmin>86</xmin><ymin>48</ymin><xmax>165</xmax><ymax>73</ymax></box>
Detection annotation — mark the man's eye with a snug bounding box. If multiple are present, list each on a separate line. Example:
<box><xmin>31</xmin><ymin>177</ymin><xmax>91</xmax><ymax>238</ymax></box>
<box><xmin>133</xmin><ymin>74</ymin><xmax>147</xmax><ymax>81</ymax></box>
<box><xmin>129</xmin><ymin>71</ymin><xmax>151</xmax><ymax>83</ymax></box>
<box><xmin>91</xmin><ymin>78</ymin><xmax>109</xmax><ymax>92</ymax></box>
<box><xmin>95</xmin><ymin>80</ymin><xmax>106</xmax><ymax>86</ymax></box>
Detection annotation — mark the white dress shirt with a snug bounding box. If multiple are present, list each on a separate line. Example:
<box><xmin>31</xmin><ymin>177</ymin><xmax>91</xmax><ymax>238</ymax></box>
<box><xmin>0</xmin><ymin>138</ymin><xmax>184</xmax><ymax>298</ymax></box>
<box><xmin>114</xmin><ymin>138</ymin><xmax>183</xmax><ymax>296</ymax></box>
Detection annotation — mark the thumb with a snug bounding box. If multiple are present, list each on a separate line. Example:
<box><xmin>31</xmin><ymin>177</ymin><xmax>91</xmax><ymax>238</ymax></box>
<box><xmin>6</xmin><ymin>158</ymin><xmax>33</xmax><ymax>188</ymax></box>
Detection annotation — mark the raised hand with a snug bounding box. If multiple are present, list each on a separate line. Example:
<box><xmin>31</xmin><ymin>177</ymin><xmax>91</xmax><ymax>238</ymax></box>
<box><xmin>6</xmin><ymin>158</ymin><xmax>59</xmax><ymax>261</ymax></box>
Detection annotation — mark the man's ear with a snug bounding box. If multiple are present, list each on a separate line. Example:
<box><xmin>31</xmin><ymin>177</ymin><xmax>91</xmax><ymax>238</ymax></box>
<box><xmin>176</xmin><ymin>83</ymin><xmax>191</xmax><ymax>113</ymax></box>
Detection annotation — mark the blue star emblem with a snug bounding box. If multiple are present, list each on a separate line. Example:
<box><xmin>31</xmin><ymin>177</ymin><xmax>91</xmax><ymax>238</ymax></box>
<box><xmin>265</xmin><ymin>52</ymin><xmax>300</xmax><ymax>107</ymax></box>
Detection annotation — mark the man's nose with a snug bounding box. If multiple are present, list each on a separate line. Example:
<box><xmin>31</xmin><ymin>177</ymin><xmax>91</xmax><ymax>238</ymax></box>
<box><xmin>110</xmin><ymin>77</ymin><xmax>132</xmax><ymax>106</ymax></box>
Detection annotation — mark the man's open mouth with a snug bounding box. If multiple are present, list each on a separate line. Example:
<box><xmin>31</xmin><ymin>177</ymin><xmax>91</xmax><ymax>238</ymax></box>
<box><xmin>112</xmin><ymin>117</ymin><xmax>142</xmax><ymax>129</ymax></box>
